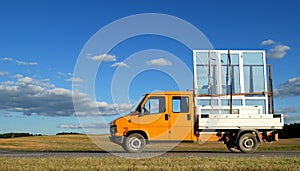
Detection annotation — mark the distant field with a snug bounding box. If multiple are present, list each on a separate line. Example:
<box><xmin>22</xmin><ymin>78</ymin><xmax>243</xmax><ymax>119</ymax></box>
<box><xmin>1</xmin><ymin>134</ymin><xmax>300</xmax><ymax>152</ymax></box>
<box><xmin>0</xmin><ymin>134</ymin><xmax>100</xmax><ymax>151</ymax></box>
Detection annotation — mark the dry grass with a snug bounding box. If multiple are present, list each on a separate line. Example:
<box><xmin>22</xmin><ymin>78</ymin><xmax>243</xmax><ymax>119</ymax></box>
<box><xmin>0</xmin><ymin>135</ymin><xmax>100</xmax><ymax>151</ymax></box>
<box><xmin>259</xmin><ymin>138</ymin><xmax>300</xmax><ymax>151</ymax></box>
<box><xmin>0</xmin><ymin>134</ymin><xmax>300</xmax><ymax>152</ymax></box>
<box><xmin>0</xmin><ymin>156</ymin><xmax>299</xmax><ymax>170</ymax></box>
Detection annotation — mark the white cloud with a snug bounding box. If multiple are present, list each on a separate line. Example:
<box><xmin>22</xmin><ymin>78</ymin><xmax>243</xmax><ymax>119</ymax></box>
<box><xmin>111</xmin><ymin>62</ymin><xmax>129</xmax><ymax>68</ymax></box>
<box><xmin>275</xmin><ymin>106</ymin><xmax>300</xmax><ymax>114</ymax></box>
<box><xmin>66</xmin><ymin>77</ymin><xmax>84</xmax><ymax>82</ymax></box>
<box><xmin>260</xmin><ymin>39</ymin><xmax>276</xmax><ymax>46</ymax></box>
<box><xmin>275</xmin><ymin>107</ymin><xmax>300</xmax><ymax>123</ymax></box>
<box><xmin>267</xmin><ymin>45</ymin><xmax>291</xmax><ymax>59</ymax></box>
<box><xmin>0</xmin><ymin>72</ymin><xmax>8</xmax><ymax>76</ymax></box>
<box><xmin>58</xmin><ymin>123</ymin><xmax>108</xmax><ymax>129</ymax></box>
<box><xmin>58</xmin><ymin>124</ymin><xmax>82</xmax><ymax>129</ymax></box>
<box><xmin>260</xmin><ymin>39</ymin><xmax>291</xmax><ymax>59</ymax></box>
<box><xmin>56</xmin><ymin>72</ymin><xmax>73</xmax><ymax>77</ymax></box>
<box><xmin>0</xmin><ymin>57</ymin><xmax>13</xmax><ymax>61</ymax></box>
<box><xmin>16</xmin><ymin>60</ymin><xmax>38</xmax><ymax>65</ymax></box>
<box><xmin>0</xmin><ymin>57</ymin><xmax>38</xmax><ymax>65</ymax></box>
<box><xmin>14</xmin><ymin>74</ymin><xmax>23</xmax><ymax>78</ymax></box>
<box><xmin>95</xmin><ymin>101</ymin><xmax>133</xmax><ymax>115</ymax></box>
<box><xmin>3</xmin><ymin>81</ymin><xmax>14</xmax><ymax>85</ymax></box>
<box><xmin>33</xmin><ymin>78</ymin><xmax>55</xmax><ymax>89</ymax></box>
<box><xmin>89</xmin><ymin>54</ymin><xmax>116</xmax><ymax>62</ymax></box>
<box><xmin>274</xmin><ymin>77</ymin><xmax>300</xmax><ymax>98</ymax></box>
<box><xmin>0</xmin><ymin>75</ymin><xmax>133</xmax><ymax>117</ymax></box>
<box><xmin>146</xmin><ymin>58</ymin><xmax>172</xmax><ymax>66</ymax></box>
<box><xmin>19</xmin><ymin>77</ymin><xmax>33</xmax><ymax>84</ymax></box>
<box><xmin>283</xmin><ymin>114</ymin><xmax>300</xmax><ymax>123</ymax></box>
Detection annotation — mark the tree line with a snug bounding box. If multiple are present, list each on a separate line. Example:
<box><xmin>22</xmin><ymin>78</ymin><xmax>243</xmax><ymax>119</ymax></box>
<box><xmin>0</xmin><ymin>133</ymin><xmax>43</xmax><ymax>138</ymax></box>
<box><xmin>0</xmin><ymin>132</ymin><xmax>82</xmax><ymax>138</ymax></box>
<box><xmin>277</xmin><ymin>123</ymin><xmax>300</xmax><ymax>139</ymax></box>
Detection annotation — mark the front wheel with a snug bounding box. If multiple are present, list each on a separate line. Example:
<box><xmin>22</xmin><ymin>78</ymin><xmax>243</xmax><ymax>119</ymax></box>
<box><xmin>237</xmin><ymin>133</ymin><xmax>258</xmax><ymax>153</ymax></box>
<box><xmin>123</xmin><ymin>133</ymin><xmax>146</xmax><ymax>153</ymax></box>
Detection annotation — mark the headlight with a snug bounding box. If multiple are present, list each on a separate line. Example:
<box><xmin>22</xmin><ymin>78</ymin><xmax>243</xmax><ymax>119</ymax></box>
<box><xmin>110</xmin><ymin>121</ymin><xmax>114</xmax><ymax>127</ymax></box>
<box><xmin>110</xmin><ymin>121</ymin><xmax>117</xmax><ymax>135</ymax></box>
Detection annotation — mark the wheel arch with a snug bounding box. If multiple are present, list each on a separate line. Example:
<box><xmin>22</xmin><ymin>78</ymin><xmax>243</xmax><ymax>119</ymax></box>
<box><xmin>235</xmin><ymin>129</ymin><xmax>261</xmax><ymax>144</ymax></box>
<box><xmin>124</xmin><ymin>130</ymin><xmax>149</xmax><ymax>144</ymax></box>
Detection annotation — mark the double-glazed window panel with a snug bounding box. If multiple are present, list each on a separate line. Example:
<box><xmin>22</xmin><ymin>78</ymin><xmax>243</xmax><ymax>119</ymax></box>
<box><xmin>194</xmin><ymin>50</ymin><xmax>268</xmax><ymax>114</ymax></box>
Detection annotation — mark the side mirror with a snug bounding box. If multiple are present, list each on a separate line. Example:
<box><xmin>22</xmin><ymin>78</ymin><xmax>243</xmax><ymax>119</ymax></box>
<box><xmin>142</xmin><ymin>106</ymin><xmax>149</xmax><ymax>113</ymax></box>
<box><xmin>138</xmin><ymin>106</ymin><xmax>149</xmax><ymax>116</ymax></box>
<box><xmin>137</xmin><ymin>106</ymin><xmax>144</xmax><ymax>116</ymax></box>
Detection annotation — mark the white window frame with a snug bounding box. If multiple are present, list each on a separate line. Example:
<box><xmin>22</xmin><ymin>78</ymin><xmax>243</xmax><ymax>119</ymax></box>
<box><xmin>193</xmin><ymin>50</ymin><xmax>269</xmax><ymax>114</ymax></box>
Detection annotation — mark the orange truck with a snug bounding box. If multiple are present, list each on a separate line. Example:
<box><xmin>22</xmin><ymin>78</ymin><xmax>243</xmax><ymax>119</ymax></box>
<box><xmin>109</xmin><ymin>50</ymin><xmax>284</xmax><ymax>153</ymax></box>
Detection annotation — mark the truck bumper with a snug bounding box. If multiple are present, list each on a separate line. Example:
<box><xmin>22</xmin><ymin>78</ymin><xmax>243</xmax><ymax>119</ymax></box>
<box><xmin>109</xmin><ymin>135</ymin><xmax>124</xmax><ymax>145</ymax></box>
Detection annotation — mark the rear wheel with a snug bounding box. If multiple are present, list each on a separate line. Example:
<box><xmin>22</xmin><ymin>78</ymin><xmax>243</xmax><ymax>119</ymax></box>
<box><xmin>123</xmin><ymin>133</ymin><xmax>146</xmax><ymax>153</ymax></box>
<box><xmin>237</xmin><ymin>133</ymin><xmax>258</xmax><ymax>153</ymax></box>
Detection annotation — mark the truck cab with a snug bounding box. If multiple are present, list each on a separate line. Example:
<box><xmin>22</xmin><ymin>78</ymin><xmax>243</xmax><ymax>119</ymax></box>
<box><xmin>110</xmin><ymin>91</ymin><xmax>197</xmax><ymax>152</ymax></box>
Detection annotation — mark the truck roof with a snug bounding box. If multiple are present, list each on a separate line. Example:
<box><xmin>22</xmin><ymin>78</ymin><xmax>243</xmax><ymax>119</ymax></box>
<box><xmin>146</xmin><ymin>91</ymin><xmax>192</xmax><ymax>96</ymax></box>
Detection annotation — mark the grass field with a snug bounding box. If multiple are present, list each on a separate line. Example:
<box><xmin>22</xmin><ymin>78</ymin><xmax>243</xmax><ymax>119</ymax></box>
<box><xmin>1</xmin><ymin>135</ymin><xmax>300</xmax><ymax>170</ymax></box>
<box><xmin>1</xmin><ymin>134</ymin><xmax>300</xmax><ymax>152</ymax></box>
<box><xmin>0</xmin><ymin>134</ymin><xmax>100</xmax><ymax>151</ymax></box>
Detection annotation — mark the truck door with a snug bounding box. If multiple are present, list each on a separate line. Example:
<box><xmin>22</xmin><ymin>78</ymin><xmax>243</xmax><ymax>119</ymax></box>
<box><xmin>169</xmin><ymin>95</ymin><xmax>194</xmax><ymax>141</ymax></box>
<box><xmin>138</xmin><ymin>95</ymin><xmax>170</xmax><ymax>140</ymax></box>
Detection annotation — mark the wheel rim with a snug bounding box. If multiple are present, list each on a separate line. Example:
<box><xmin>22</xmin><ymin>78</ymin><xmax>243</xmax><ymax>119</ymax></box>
<box><xmin>129</xmin><ymin>137</ymin><xmax>141</xmax><ymax>150</ymax></box>
<box><xmin>243</xmin><ymin>138</ymin><xmax>254</xmax><ymax>148</ymax></box>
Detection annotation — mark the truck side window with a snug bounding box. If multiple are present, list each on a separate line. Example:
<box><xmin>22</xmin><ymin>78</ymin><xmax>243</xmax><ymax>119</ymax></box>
<box><xmin>172</xmin><ymin>96</ymin><xmax>189</xmax><ymax>113</ymax></box>
<box><xmin>143</xmin><ymin>96</ymin><xmax>165</xmax><ymax>114</ymax></box>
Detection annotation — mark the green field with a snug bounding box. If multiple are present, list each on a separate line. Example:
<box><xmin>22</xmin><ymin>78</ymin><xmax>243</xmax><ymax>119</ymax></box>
<box><xmin>1</xmin><ymin>135</ymin><xmax>300</xmax><ymax>170</ymax></box>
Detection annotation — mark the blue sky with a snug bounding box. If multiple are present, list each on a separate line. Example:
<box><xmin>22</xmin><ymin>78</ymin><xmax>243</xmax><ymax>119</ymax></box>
<box><xmin>0</xmin><ymin>0</ymin><xmax>299</xmax><ymax>135</ymax></box>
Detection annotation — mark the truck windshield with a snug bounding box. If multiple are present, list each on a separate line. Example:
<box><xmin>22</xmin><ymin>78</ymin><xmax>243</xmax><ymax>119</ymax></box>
<box><xmin>130</xmin><ymin>95</ymin><xmax>146</xmax><ymax>113</ymax></box>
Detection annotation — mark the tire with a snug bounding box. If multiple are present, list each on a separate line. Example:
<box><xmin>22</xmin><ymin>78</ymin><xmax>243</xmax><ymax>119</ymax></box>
<box><xmin>123</xmin><ymin>133</ymin><xmax>146</xmax><ymax>153</ymax></box>
<box><xmin>237</xmin><ymin>133</ymin><xmax>258</xmax><ymax>153</ymax></box>
<box><xmin>226</xmin><ymin>143</ymin><xmax>241</xmax><ymax>153</ymax></box>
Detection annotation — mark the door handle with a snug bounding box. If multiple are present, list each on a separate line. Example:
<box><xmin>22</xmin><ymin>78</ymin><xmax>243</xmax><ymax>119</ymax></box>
<box><xmin>165</xmin><ymin>114</ymin><xmax>169</xmax><ymax>121</ymax></box>
<box><xmin>187</xmin><ymin>114</ymin><xmax>191</xmax><ymax>120</ymax></box>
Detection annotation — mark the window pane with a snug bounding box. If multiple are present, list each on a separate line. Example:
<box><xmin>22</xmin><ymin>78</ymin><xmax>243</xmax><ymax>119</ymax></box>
<box><xmin>243</xmin><ymin>52</ymin><xmax>263</xmax><ymax>65</ymax></box>
<box><xmin>221</xmin><ymin>99</ymin><xmax>242</xmax><ymax>106</ymax></box>
<box><xmin>143</xmin><ymin>96</ymin><xmax>165</xmax><ymax>114</ymax></box>
<box><xmin>196</xmin><ymin>52</ymin><xmax>217</xmax><ymax>65</ymax></box>
<box><xmin>243</xmin><ymin>52</ymin><xmax>265</xmax><ymax>93</ymax></box>
<box><xmin>196</xmin><ymin>64</ymin><xmax>218</xmax><ymax>94</ymax></box>
<box><xmin>196</xmin><ymin>52</ymin><xmax>218</xmax><ymax>95</ymax></box>
<box><xmin>196</xmin><ymin>66</ymin><xmax>209</xmax><ymax>94</ymax></box>
<box><xmin>244</xmin><ymin>66</ymin><xmax>264</xmax><ymax>92</ymax></box>
<box><xmin>197</xmin><ymin>99</ymin><xmax>218</xmax><ymax>106</ymax></box>
<box><xmin>172</xmin><ymin>96</ymin><xmax>189</xmax><ymax>113</ymax></box>
<box><xmin>245</xmin><ymin>99</ymin><xmax>266</xmax><ymax>114</ymax></box>
<box><xmin>221</xmin><ymin>54</ymin><xmax>240</xmax><ymax>94</ymax></box>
